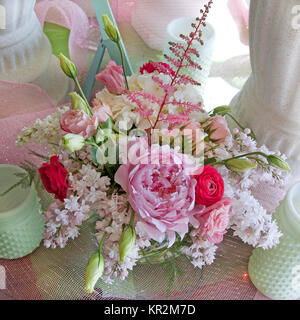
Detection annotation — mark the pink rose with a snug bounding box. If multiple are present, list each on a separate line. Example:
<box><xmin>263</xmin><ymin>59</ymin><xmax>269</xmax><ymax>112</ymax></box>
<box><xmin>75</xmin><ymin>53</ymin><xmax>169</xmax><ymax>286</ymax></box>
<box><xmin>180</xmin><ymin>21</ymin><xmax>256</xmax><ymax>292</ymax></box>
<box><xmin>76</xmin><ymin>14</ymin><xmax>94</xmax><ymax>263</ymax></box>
<box><xmin>209</xmin><ymin>115</ymin><xmax>231</xmax><ymax>143</ymax></box>
<box><xmin>193</xmin><ymin>198</ymin><xmax>232</xmax><ymax>244</ymax></box>
<box><xmin>115</xmin><ymin>142</ymin><xmax>197</xmax><ymax>246</ymax></box>
<box><xmin>95</xmin><ymin>60</ymin><xmax>125</xmax><ymax>94</ymax></box>
<box><xmin>60</xmin><ymin>109</ymin><xmax>97</xmax><ymax>139</ymax></box>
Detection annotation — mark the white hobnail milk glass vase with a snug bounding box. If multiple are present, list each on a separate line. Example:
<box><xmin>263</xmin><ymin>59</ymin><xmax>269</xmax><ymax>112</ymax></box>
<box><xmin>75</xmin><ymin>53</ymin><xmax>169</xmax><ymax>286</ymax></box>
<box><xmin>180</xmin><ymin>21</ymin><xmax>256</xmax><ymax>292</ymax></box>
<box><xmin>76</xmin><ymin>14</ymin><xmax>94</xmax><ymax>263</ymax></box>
<box><xmin>248</xmin><ymin>182</ymin><xmax>300</xmax><ymax>300</ymax></box>
<box><xmin>131</xmin><ymin>0</ymin><xmax>207</xmax><ymax>51</ymax></box>
<box><xmin>230</xmin><ymin>0</ymin><xmax>300</xmax><ymax>183</ymax></box>
<box><xmin>162</xmin><ymin>17</ymin><xmax>216</xmax><ymax>97</ymax></box>
<box><xmin>0</xmin><ymin>0</ymin><xmax>72</xmax><ymax>104</ymax></box>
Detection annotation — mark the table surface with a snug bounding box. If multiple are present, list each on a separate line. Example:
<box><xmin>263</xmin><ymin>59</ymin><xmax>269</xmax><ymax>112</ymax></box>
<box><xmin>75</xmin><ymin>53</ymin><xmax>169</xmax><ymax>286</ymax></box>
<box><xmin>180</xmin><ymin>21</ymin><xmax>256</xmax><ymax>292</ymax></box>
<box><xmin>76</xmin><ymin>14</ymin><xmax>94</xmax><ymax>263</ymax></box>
<box><xmin>0</xmin><ymin>7</ymin><xmax>274</xmax><ymax>300</ymax></box>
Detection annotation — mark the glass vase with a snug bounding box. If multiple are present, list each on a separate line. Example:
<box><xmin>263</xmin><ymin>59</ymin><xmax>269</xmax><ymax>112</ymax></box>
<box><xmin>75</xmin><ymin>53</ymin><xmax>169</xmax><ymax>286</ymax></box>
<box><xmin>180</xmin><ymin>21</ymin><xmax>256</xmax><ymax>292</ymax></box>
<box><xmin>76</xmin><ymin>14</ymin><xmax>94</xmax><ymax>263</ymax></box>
<box><xmin>248</xmin><ymin>182</ymin><xmax>300</xmax><ymax>300</ymax></box>
<box><xmin>0</xmin><ymin>165</ymin><xmax>44</xmax><ymax>259</ymax></box>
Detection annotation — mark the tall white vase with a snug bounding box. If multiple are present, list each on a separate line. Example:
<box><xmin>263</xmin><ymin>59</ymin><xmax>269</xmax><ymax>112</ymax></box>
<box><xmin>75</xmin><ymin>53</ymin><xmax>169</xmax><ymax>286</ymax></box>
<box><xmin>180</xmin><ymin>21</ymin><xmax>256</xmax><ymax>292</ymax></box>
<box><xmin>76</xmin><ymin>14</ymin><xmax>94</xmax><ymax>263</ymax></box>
<box><xmin>131</xmin><ymin>0</ymin><xmax>207</xmax><ymax>51</ymax></box>
<box><xmin>230</xmin><ymin>0</ymin><xmax>300</xmax><ymax>181</ymax></box>
<box><xmin>0</xmin><ymin>0</ymin><xmax>72</xmax><ymax>104</ymax></box>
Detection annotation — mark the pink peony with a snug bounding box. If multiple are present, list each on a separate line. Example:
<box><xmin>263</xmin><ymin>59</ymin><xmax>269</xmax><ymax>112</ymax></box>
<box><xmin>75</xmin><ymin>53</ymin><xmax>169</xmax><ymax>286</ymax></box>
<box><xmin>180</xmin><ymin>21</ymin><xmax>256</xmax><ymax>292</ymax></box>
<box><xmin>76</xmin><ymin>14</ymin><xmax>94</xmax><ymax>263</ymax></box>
<box><xmin>209</xmin><ymin>115</ymin><xmax>231</xmax><ymax>143</ymax></box>
<box><xmin>95</xmin><ymin>60</ymin><xmax>125</xmax><ymax>94</ymax></box>
<box><xmin>193</xmin><ymin>198</ymin><xmax>232</xmax><ymax>244</ymax></box>
<box><xmin>115</xmin><ymin>142</ymin><xmax>198</xmax><ymax>246</ymax></box>
<box><xmin>60</xmin><ymin>109</ymin><xmax>97</xmax><ymax>139</ymax></box>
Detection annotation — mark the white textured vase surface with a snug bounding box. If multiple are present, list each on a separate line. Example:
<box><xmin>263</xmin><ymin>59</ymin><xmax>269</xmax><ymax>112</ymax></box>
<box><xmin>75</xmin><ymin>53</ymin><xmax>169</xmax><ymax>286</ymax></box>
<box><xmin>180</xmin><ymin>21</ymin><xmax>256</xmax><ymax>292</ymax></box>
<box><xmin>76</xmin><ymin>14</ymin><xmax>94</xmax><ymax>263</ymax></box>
<box><xmin>131</xmin><ymin>0</ymin><xmax>207</xmax><ymax>51</ymax></box>
<box><xmin>230</xmin><ymin>0</ymin><xmax>300</xmax><ymax>182</ymax></box>
<box><xmin>248</xmin><ymin>182</ymin><xmax>300</xmax><ymax>300</ymax></box>
<box><xmin>0</xmin><ymin>0</ymin><xmax>72</xmax><ymax>104</ymax></box>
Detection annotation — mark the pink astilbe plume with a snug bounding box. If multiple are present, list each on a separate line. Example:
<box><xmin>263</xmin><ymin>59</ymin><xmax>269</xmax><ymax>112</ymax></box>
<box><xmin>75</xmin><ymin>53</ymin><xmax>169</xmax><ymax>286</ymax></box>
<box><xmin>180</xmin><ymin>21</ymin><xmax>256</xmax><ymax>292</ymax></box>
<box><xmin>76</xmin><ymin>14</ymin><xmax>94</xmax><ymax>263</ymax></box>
<box><xmin>125</xmin><ymin>91</ymin><xmax>161</xmax><ymax>118</ymax></box>
<box><xmin>124</xmin><ymin>1</ymin><xmax>213</xmax><ymax>129</ymax></box>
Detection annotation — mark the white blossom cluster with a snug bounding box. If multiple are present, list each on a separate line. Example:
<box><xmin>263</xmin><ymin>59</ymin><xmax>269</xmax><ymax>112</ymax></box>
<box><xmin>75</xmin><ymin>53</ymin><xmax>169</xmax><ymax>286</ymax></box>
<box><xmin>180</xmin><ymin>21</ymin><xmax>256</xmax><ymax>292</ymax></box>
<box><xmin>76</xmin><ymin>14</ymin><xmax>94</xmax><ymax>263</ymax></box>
<box><xmin>181</xmin><ymin>234</ymin><xmax>218</xmax><ymax>269</ymax></box>
<box><xmin>16</xmin><ymin>106</ymin><xmax>69</xmax><ymax>155</ymax></box>
<box><xmin>208</xmin><ymin>128</ymin><xmax>289</xmax><ymax>249</ymax></box>
<box><xmin>42</xmin><ymin>148</ymin><xmax>152</xmax><ymax>282</ymax></box>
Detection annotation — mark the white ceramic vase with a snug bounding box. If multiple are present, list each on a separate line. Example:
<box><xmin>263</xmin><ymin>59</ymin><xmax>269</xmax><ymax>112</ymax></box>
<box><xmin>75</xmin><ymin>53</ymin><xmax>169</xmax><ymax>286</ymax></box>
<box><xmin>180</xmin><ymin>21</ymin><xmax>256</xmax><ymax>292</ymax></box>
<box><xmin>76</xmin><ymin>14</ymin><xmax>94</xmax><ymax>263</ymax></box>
<box><xmin>230</xmin><ymin>0</ymin><xmax>300</xmax><ymax>182</ymax></box>
<box><xmin>131</xmin><ymin>0</ymin><xmax>207</xmax><ymax>51</ymax></box>
<box><xmin>0</xmin><ymin>0</ymin><xmax>72</xmax><ymax>104</ymax></box>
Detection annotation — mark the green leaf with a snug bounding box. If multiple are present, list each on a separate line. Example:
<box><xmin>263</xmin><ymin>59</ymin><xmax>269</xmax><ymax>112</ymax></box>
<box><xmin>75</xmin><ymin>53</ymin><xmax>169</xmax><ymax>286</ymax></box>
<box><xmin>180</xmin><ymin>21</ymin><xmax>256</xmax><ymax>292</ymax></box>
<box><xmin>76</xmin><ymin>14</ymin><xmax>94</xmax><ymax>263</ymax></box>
<box><xmin>90</xmin><ymin>146</ymin><xmax>99</xmax><ymax>165</ymax></box>
<box><xmin>210</xmin><ymin>105</ymin><xmax>232</xmax><ymax>116</ymax></box>
<box><xmin>44</xmin><ymin>22</ymin><xmax>71</xmax><ymax>58</ymax></box>
<box><xmin>101</xmin><ymin>117</ymin><xmax>113</xmax><ymax>130</ymax></box>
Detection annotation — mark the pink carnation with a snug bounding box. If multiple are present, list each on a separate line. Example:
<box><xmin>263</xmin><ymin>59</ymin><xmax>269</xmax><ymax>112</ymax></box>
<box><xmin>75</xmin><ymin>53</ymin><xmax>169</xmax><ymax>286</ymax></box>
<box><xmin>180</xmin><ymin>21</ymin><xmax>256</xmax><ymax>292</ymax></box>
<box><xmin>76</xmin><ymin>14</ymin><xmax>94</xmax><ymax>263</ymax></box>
<box><xmin>93</xmin><ymin>104</ymin><xmax>113</xmax><ymax>123</ymax></box>
<box><xmin>115</xmin><ymin>141</ymin><xmax>197</xmax><ymax>246</ymax></box>
<box><xmin>95</xmin><ymin>60</ymin><xmax>125</xmax><ymax>95</ymax></box>
<box><xmin>60</xmin><ymin>109</ymin><xmax>97</xmax><ymax>139</ymax></box>
<box><xmin>193</xmin><ymin>198</ymin><xmax>232</xmax><ymax>244</ymax></box>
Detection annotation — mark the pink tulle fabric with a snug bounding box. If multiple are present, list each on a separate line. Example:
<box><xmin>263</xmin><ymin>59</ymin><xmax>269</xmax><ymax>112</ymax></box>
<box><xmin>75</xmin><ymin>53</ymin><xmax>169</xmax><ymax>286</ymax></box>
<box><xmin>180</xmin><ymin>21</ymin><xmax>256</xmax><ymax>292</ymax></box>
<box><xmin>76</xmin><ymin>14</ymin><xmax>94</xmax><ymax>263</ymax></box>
<box><xmin>35</xmin><ymin>0</ymin><xmax>89</xmax><ymax>74</ymax></box>
<box><xmin>0</xmin><ymin>81</ymin><xmax>56</xmax><ymax>165</ymax></box>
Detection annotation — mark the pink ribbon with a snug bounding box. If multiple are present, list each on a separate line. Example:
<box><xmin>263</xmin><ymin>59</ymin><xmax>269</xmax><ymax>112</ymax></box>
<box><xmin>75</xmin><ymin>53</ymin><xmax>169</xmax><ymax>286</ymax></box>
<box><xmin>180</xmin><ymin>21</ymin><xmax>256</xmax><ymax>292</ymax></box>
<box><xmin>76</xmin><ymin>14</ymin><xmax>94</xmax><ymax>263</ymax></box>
<box><xmin>35</xmin><ymin>0</ymin><xmax>90</xmax><ymax>74</ymax></box>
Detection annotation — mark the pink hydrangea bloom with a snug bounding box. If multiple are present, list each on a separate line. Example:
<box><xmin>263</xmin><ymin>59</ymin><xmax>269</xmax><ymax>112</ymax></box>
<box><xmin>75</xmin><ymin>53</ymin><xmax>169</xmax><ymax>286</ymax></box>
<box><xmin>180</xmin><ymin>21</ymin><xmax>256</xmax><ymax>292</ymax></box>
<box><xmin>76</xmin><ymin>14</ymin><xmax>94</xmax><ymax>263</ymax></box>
<box><xmin>193</xmin><ymin>198</ymin><xmax>232</xmax><ymax>244</ymax></box>
<box><xmin>115</xmin><ymin>142</ymin><xmax>198</xmax><ymax>246</ymax></box>
<box><xmin>60</xmin><ymin>109</ymin><xmax>97</xmax><ymax>139</ymax></box>
<box><xmin>95</xmin><ymin>60</ymin><xmax>125</xmax><ymax>94</ymax></box>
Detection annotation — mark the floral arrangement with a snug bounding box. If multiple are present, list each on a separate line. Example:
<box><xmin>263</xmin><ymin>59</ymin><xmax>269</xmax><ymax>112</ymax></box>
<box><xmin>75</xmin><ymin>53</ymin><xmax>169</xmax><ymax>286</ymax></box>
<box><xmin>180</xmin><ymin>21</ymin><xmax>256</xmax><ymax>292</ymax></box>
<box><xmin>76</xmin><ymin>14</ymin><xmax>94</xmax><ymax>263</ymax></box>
<box><xmin>14</xmin><ymin>1</ymin><xmax>291</xmax><ymax>294</ymax></box>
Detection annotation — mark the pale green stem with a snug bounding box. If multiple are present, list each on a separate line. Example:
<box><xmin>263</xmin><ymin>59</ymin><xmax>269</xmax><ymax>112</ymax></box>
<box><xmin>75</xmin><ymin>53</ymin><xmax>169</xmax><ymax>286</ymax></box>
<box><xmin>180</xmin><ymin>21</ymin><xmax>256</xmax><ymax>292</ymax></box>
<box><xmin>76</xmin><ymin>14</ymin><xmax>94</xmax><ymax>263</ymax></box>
<box><xmin>117</xmin><ymin>42</ymin><xmax>129</xmax><ymax>91</ymax></box>
<box><xmin>210</xmin><ymin>151</ymin><xmax>268</xmax><ymax>166</ymax></box>
<box><xmin>73</xmin><ymin>76</ymin><xmax>93</xmax><ymax>116</ymax></box>
<box><xmin>98</xmin><ymin>219</ymin><xmax>113</xmax><ymax>254</ymax></box>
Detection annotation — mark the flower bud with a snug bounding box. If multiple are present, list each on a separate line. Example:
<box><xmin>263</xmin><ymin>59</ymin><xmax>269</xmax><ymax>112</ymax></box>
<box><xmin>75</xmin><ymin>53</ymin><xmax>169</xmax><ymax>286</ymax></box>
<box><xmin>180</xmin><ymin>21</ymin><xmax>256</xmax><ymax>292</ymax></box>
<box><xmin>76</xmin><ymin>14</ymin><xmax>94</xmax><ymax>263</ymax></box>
<box><xmin>84</xmin><ymin>252</ymin><xmax>105</xmax><ymax>293</ymax></box>
<box><xmin>102</xmin><ymin>14</ymin><xmax>120</xmax><ymax>43</ymax></box>
<box><xmin>267</xmin><ymin>155</ymin><xmax>291</xmax><ymax>172</ymax></box>
<box><xmin>225</xmin><ymin>158</ymin><xmax>257</xmax><ymax>172</ymax></box>
<box><xmin>62</xmin><ymin>133</ymin><xmax>85</xmax><ymax>152</ymax></box>
<box><xmin>59</xmin><ymin>53</ymin><xmax>77</xmax><ymax>78</ymax></box>
<box><xmin>119</xmin><ymin>225</ymin><xmax>136</xmax><ymax>263</ymax></box>
<box><xmin>69</xmin><ymin>92</ymin><xmax>89</xmax><ymax>114</ymax></box>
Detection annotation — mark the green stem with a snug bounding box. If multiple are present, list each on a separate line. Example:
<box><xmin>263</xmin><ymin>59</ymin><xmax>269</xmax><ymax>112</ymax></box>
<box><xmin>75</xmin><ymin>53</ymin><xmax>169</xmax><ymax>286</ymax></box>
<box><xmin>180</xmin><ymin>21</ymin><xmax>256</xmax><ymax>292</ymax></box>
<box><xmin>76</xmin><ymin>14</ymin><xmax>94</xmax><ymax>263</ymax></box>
<box><xmin>129</xmin><ymin>211</ymin><xmax>135</xmax><ymax>227</ymax></box>
<box><xmin>210</xmin><ymin>151</ymin><xmax>268</xmax><ymax>166</ymax></box>
<box><xmin>98</xmin><ymin>219</ymin><xmax>112</xmax><ymax>253</ymax></box>
<box><xmin>226</xmin><ymin>113</ymin><xmax>245</xmax><ymax>131</ymax></box>
<box><xmin>29</xmin><ymin>150</ymin><xmax>49</xmax><ymax>161</ymax></box>
<box><xmin>73</xmin><ymin>76</ymin><xmax>93</xmax><ymax>116</ymax></box>
<box><xmin>226</xmin><ymin>113</ymin><xmax>256</xmax><ymax>139</ymax></box>
<box><xmin>85</xmin><ymin>141</ymin><xmax>99</xmax><ymax>149</ymax></box>
<box><xmin>117</xmin><ymin>42</ymin><xmax>129</xmax><ymax>91</ymax></box>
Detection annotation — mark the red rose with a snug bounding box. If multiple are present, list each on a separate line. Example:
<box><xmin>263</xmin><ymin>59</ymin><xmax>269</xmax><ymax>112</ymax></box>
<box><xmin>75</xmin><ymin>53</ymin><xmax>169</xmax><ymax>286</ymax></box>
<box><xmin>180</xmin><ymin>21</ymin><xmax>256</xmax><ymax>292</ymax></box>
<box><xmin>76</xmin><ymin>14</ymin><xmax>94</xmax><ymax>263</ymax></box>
<box><xmin>140</xmin><ymin>61</ymin><xmax>175</xmax><ymax>77</ymax></box>
<box><xmin>38</xmin><ymin>156</ymin><xmax>71</xmax><ymax>202</ymax></box>
<box><xmin>194</xmin><ymin>165</ymin><xmax>224</xmax><ymax>206</ymax></box>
